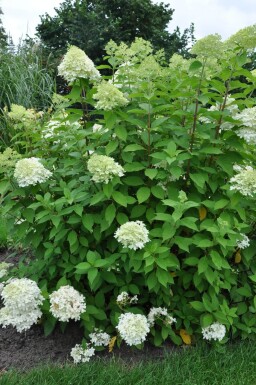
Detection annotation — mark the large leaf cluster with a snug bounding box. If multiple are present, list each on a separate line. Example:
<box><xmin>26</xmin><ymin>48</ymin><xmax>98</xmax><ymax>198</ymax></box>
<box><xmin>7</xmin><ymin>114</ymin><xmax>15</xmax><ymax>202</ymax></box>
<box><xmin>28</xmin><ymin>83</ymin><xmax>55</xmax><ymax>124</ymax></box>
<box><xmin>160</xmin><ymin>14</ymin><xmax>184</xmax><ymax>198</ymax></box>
<box><xmin>2</xmin><ymin>45</ymin><xmax>256</xmax><ymax>346</ymax></box>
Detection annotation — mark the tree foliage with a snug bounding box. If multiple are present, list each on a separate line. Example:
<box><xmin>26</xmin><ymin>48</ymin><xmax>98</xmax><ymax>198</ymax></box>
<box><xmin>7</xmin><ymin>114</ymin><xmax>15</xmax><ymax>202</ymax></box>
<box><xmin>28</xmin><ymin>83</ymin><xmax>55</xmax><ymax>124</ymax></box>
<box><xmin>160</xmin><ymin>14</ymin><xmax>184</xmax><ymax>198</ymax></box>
<box><xmin>0</xmin><ymin>7</ymin><xmax>8</xmax><ymax>48</ymax></box>
<box><xmin>36</xmin><ymin>0</ymin><xmax>194</xmax><ymax>64</ymax></box>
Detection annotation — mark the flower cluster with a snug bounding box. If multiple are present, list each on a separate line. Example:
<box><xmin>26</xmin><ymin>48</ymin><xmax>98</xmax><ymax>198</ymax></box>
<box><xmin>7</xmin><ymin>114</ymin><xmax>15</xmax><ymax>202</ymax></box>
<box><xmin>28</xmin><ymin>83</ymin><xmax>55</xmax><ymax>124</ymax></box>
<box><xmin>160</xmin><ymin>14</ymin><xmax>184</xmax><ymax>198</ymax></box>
<box><xmin>87</xmin><ymin>154</ymin><xmax>124</xmax><ymax>183</ymax></box>
<box><xmin>49</xmin><ymin>285</ymin><xmax>86</xmax><ymax>322</ymax></box>
<box><xmin>7</xmin><ymin>104</ymin><xmax>38</xmax><ymax>122</ymax></box>
<box><xmin>114</xmin><ymin>221</ymin><xmax>150</xmax><ymax>250</ymax></box>
<box><xmin>116</xmin><ymin>313</ymin><xmax>150</xmax><ymax>346</ymax></box>
<box><xmin>0</xmin><ymin>262</ymin><xmax>13</xmax><ymax>279</ymax></box>
<box><xmin>190</xmin><ymin>34</ymin><xmax>225</xmax><ymax>59</ymax></box>
<box><xmin>92</xmin><ymin>123</ymin><xmax>109</xmax><ymax>135</ymax></box>
<box><xmin>147</xmin><ymin>307</ymin><xmax>177</xmax><ymax>327</ymax></box>
<box><xmin>14</xmin><ymin>158</ymin><xmax>52</xmax><ymax>187</ymax></box>
<box><xmin>236</xmin><ymin>107</ymin><xmax>256</xmax><ymax>144</ymax></box>
<box><xmin>229</xmin><ymin>165</ymin><xmax>256</xmax><ymax>197</ymax></box>
<box><xmin>237</xmin><ymin>234</ymin><xmax>250</xmax><ymax>249</ymax></box>
<box><xmin>93</xmin><ymin>81</ymin><xmax>129</xmax><ymax>110</ymax></box>
<box><xmin>225</xmin><ymin>24</ymin><xmax>256</xmax><ymax>50</ymax></box>
<box><xmin>58</xmin><ymin>45</ymin><xmax>100</xmax><ymax>83</ymax></box>
<box><xmin>89</xmin><ymin>330</ymin><xmax>111</xmax><ymax>347</ymax></box>
<box><xmin>202</xmin><ymin>322</ymin><xmax>226</xmax><ymax>341</ymax></box>
<box><xmin>0</xmin><ymin>278</ymin><xmax>44</xmax><ymax>332</ymax></box>
<box><xmin>116</xmin><ymin>292</ymin><xmax>138</xmax><ymax>307</ymax></box>
<box><xmin>200</xmin><ymin>96</ymin><xmax>239</xmax><ymax>130</ymax></box>
<box><xmin>0</xmin><ymin>148</ymin><xmax>22</xmax><ymax>174</ymax></box>
<box><xmin>70</xmin><ymin>344</ymin><xmax>95</xmax><ymax>363</ymax></box>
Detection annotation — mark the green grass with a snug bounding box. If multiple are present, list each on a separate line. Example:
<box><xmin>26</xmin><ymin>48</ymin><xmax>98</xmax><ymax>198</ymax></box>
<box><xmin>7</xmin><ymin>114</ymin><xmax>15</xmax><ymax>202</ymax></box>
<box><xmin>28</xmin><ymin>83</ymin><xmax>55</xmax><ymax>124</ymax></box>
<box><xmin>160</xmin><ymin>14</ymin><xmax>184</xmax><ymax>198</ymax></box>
<box><xmin>1</xmin><ymin>341</ymin><xmax>256</xmax><ymax>385</ymax></box>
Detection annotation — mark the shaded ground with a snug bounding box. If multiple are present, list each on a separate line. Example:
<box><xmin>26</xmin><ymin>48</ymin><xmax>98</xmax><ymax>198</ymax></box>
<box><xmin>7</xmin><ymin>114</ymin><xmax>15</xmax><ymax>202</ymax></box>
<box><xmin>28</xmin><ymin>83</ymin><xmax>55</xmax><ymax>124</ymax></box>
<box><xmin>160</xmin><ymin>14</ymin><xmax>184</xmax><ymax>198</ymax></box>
<box><xmin>0</xmin><ymin>248</ymin><xmax>176</xmax><ymax>371</ymax></box>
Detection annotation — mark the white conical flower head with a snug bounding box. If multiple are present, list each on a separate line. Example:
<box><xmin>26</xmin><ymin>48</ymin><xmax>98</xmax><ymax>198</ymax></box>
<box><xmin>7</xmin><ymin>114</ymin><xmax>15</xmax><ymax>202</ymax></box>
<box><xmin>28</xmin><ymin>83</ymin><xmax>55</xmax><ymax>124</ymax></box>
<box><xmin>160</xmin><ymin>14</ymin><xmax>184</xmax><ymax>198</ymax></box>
<box><xmin>58</xmin><ymin>45</ymin><xmax>100</xmax><ymax>83</ymax></box>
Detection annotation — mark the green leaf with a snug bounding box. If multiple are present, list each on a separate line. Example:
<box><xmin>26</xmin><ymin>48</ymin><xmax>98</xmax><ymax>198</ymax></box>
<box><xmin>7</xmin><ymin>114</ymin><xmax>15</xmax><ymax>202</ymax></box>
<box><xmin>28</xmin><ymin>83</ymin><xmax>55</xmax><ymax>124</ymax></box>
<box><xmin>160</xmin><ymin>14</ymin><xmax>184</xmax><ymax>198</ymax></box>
<box><xmin>198</xmin><ymin>256</ymin><xmax>208</xmax><ymax>274</ymax></box>
<box><xmin>151</xmin><ymin>185</ymin><xmax>165</xmax><ymax>199</ymax></box>
<box><xmin>0</xmin><ymin>180</ymin><xmax>10</xmax><ymax>194</ymax></box>
<box><xmin>105</xmin><ymin>203</ymin><xmax>116</xmax><ymax>225</ymax></box>
<box><xmin>22</xmin><ymin>208</ymin><xmax>34</xmax><ymax>223</ymax></box>
<box><xmin>88</xmin><ymin>268</ymin><xmax>98</xmax><ymax>287</ymax></box>
<box><xmin>105</xmin><ymin>140</ymin><xmax>118</xmax><ymax>155</ymax></box>
<box><xmin>90</xmin><ymin>191</ymin><xmax>105</xmax><ymax>205</ymax></box>
<box><xmin>44</xmin><ymin>315</ymin><xmax>57</xmax><ymax>337</ymax></box>
<box><xmin>124</xmin><ymin>162</ymin><xmax>145</xmax><ymax>172</ymax></box>
<box><xmin>145</xmin><ymin>168</ymin><xmax>158</xmax><ymax>179</ymax></box>
<box><xmin>103</xmin><ymin>183</ymin><xmax>113</xmax><ymax>199</ymax></box>
<box><xmin>151</xmin><ymin>117</ymin><xmax>169</xmax><ymax>129</ymax></box>
<box><xmin>123</xmin><ymin>144</ymin><xmax>145</xmax><ymax>152</ymax></box>
<box><xmin>123</xmin><ymin>176</ymin><xmax>144</xmax><ymax>186</ymax></box>
<box><xmin>68</xmin><ymin>230</ymin><xmax>77</xmax><ymax>246</ymax></box>
<box><xmin>184</xmin><ymin>257</ymin><xmax>199</xmax><ymax>266</ymax></box>
<box><xmin>136</xmin><ymin>187</ymin><xmax>151</xmax><ymax>203</ymax></box>
<box><xmin>147</xmin><ymin>272</ymin><xmax>157</xmax><ymax>290</ymax></box>
<box><xmin>104</xmin><ymin>111</ymin><xmax>117</xmax><ymax>129</ymax></box>
<box><xmin>236</xmin><ymin>286</ymin><xmax>252</xmax><ymax>297</ymax></box>
<box><xmin>190</xmin><ymin>173</ymin><xmax>208</xmax><ymax>189</ymax></box>
<box><xmin>197</xmin><ymin>239</ymin><xmax>214</xmax><ymax>248</ymax></box>
<box><xmin>112</xmin><ymin>191</ymin><xmax>127</xmax><ymax>207</ymax></box>
<box><xmin>115</xmin><ymin>126</ymin><xmax>127</xmax><ymax>141</ymax></box>
<box><xmin>201</xmin><ymin>314</ymin><xmax>214</xmax><ymax>327</ymax></box>
<box><xmin>154</xmin><ymin>213</ymin><xmax>174</xmax><ymax>222</ymax></box>
<box><xmin>76</xmin><ymin>262</ymin><xmax>91</xmax><ymax>273</ymax></box>
<box><xmin>189</xmin><ymin>60</ymin><xmax>203</xmax><ymax>71</ymax></box>
<box><xmin>162</xmin><ymin>222</ymin><xmax>176</xmax><ymax>241</ymax></box>
<box><xmin>131</xmin><ymin>205</ymin><xmax>146</xmax><ymax>219</ymax></box>
<box><xmin>199</xmin><ymin>147</ymin><xmax>223</xmax><ymax>154</ymax></box>
<box><xmin>214</xmin><ymin>199</ymin><xmax>229</xmax><ymax>210</ymax></box>
<box><xmin>173</xmin><ymin>236</ymin><xmax>191</xmax><ymax>252</ymax></box>
<box><xmin>190</xmin><ymin>301</ymin><xmax>205</xmax><ymax>312</ymax></box>
<box><xmin>249</xmin><ymin>275</ymin><xmax>256</xmax><ymax>283</ymax></box>
<box><xmin>82</xmin><ymin>214</ymin><xmax>94</xmax><ymax>232</ymax></box>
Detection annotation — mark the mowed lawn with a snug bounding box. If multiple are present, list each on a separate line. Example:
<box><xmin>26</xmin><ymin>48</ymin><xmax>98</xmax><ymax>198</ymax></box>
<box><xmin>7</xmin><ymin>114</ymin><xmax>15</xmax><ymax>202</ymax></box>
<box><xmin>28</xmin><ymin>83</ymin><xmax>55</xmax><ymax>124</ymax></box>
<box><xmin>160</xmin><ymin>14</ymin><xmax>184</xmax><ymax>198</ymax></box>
<box><xmin>1</xmin><ymin>341</ymin><xmax>256</xmax><ymax>385</ymax></box>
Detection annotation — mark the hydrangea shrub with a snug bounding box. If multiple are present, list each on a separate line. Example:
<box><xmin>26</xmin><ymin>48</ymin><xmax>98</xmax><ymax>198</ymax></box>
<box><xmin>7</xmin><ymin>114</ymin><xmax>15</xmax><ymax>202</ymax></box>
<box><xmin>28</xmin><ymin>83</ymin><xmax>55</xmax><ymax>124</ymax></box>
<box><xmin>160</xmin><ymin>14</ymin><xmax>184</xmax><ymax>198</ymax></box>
<box><xmin>1</xmin><ymin>30</ymin><xmax>256</xmax><ymax>355</ymax></box>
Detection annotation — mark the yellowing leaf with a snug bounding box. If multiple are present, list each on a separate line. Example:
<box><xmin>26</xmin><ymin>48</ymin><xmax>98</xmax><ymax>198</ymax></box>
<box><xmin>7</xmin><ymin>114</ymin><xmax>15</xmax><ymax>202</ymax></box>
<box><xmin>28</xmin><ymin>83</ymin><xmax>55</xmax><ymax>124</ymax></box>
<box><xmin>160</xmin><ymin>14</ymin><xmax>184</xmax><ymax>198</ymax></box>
<box><xmin>108</xmin><ymin>336</ymin><xmax>117</xmax><ymax>353</ymax></box>
<box><xmin>235</xmin><ymin>251</ymin><xmax>242</xmax><ymax>264</ymax></box>
<box><xmin>180</xmin><ymin>329</ymin><xmax>192</xmax><ymax>345</ymax></box>
<box><xmin>199</xmin><ymin>206</ymin><xmax>207</xmax><ymax>221</ymax></box>
<box><xmin>170</xmin><ymin>272</ymin><xmax>177</xmax><ymax>277</ymax></box>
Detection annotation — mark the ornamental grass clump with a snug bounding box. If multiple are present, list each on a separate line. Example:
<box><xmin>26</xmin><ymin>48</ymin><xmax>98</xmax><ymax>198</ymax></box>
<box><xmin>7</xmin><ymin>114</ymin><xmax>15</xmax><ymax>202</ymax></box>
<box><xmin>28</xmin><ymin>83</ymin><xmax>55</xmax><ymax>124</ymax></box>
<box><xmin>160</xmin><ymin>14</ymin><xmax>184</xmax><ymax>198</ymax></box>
<box><xmin>0</xmin><ymin>278</ymin><xmax>44</xmax><ymax>332</ymax></box>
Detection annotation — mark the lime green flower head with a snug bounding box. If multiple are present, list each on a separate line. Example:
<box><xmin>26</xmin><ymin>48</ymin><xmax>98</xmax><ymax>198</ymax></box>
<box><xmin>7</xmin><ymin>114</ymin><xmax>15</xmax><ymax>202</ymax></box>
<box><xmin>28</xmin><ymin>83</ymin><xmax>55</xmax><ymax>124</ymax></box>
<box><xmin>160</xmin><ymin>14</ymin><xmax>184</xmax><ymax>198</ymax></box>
<box><xmin>190</xmin><ymin>34</ymin><xmax>224</xmax><ymax>59</ymax></box>
<box><xmin>93</xmin><ymin>81</ymin><xmax>129</xmax><ymax>110</ymax></box>
<box><xmin>58</xmin><ymin>45</ymin><xmax>101</xmax><ymax>83</ymax></box>
<box><xmin>225</xmin><ymin>24</ymin><xmax>256</xmax><ymax>50</ymax></box>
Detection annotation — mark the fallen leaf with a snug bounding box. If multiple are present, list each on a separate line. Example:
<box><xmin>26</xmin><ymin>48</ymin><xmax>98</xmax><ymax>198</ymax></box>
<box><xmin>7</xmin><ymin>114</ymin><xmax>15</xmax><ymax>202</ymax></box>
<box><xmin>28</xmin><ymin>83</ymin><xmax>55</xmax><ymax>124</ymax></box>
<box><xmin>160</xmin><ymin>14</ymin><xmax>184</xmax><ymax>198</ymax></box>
<box><xmin>180</xmin><ymin>329</ymin><xmax>192</xmax><ymax>345</ymax></box>
<box><xmin>199</xmin><ymin>206</ymin><xmax>207</xmax><ymax>221</ymax></box>
<box><xmin>108</xmin><ymin>336</ymin><xmax>117</xmax><ymax>352</ymax></box>
<box><xmin>235</xmin><ymin>251</ymin><xmax>242</xmax><ymax>264</ymax></box>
